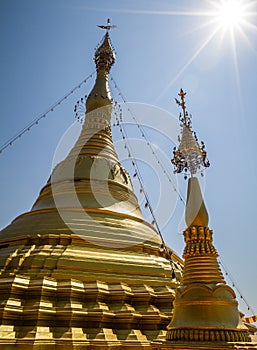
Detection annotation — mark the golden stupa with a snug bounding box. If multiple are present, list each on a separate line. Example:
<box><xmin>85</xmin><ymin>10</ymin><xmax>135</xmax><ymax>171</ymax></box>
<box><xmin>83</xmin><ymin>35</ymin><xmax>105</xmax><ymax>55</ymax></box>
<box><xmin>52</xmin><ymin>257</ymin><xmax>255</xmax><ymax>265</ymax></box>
<box><xmin>152</xmin><ymin>90</ymin><xmax>257</xmax><ymax>350</ymax></box>
<box><xmin>0</xmin><ymin>23</ymin><xmax>183</xmax><ymax>349</ymax></box>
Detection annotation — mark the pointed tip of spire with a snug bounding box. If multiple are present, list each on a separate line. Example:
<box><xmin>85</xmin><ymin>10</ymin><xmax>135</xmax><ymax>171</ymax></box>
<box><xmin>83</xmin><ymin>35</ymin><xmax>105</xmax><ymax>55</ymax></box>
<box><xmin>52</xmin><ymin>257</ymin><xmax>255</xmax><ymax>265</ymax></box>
<box><xmin>185</xmin><ymin>177</ymin><xmax>209</xmax><ymax>227</ymax></box>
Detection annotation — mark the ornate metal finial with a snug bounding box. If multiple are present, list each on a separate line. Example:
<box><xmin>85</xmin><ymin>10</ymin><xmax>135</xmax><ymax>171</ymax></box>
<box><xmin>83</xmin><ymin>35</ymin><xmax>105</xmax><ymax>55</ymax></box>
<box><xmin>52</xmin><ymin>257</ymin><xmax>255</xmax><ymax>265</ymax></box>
<box><xmin>97</xmin><ymin>18</ymin><xmax>117</xmax><ymax>32</ymax></box>
<box><xmin>175</xmin><ymin>89</ymin><xmax>191</xmax><ymax>127</ymax></box>
<box><xmin>94</xmin><ymin>19</ymin><xmax>116</xmax><ymax>74</ymax></box>
<box><xmin>171</xmin><ymin>89</ymin><xmax>210</xmax><ymax>179</ymax></box>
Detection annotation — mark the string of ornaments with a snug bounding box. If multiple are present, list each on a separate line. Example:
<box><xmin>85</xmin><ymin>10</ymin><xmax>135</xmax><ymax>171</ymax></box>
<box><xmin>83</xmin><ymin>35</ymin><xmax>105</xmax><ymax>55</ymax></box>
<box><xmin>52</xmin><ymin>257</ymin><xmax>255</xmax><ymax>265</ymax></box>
<box><xmin>0</xmin><ymin>73</ymin><xmax>95</xmax><ymax>155</ymax></box>
<box><xmin>73</xmin><ymin>93</ymin><xmax>156</xmax><ymax>227</ymax></box>
<box><xmin>112</xmin><ymin>101</ymin><xmax>178</xmax><ymax>264</ymax></box>
<box><xmin>73</xmin><ymin>93</ymin><xmax>171</xmax><ymax>259</ymax></box>
<box><xmin>113</xmin><ymin>102</ymin><xmax>158</xmax><ymax>223</ymax></box>
<box><xmin>110</xmin><ymin>75</ymin><xmax>186</xmax><ymax>205</ymax></box>
<box><xmin>218</xmin><ymin>259</ymin><xmax>256</xmax><ymax>316</ymax></box>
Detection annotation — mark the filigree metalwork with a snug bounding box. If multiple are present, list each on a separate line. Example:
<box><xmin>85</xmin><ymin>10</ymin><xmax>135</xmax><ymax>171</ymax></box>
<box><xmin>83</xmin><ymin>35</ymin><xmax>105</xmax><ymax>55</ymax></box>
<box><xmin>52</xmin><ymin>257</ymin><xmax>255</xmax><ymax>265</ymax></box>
<box><xmin>95</xmin><ymin>19</ymin><xmax>116</xmax><ymax>74</ymax></box>
<box><xmin>74</xmin><ymin>96</ymin><xmax>87</xmax><ymax>123</ymax></box>
<box><xmin>171</xmin><ymin>89</ymin><xmax>210</xmax><ymax>179</ymax></box>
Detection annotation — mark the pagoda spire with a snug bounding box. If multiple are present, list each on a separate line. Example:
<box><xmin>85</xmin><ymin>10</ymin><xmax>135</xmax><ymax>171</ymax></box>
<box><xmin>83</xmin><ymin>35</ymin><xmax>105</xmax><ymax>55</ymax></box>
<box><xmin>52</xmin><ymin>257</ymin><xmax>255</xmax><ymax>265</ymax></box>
<box><xmin>152</xmin><ymin>90</ymin><xmax>254</xmax><ymax>349</ymax></box>
<box><xmin>0</xmin><ymin>23</ymin><xmax>184</xmax><ymax>350</ymax></box>
<box><xmin>172</xmin><ymin>89</ymin><xmax>210</xmax><ymax>227</ymax></box>
<box><xmin>30</xmin><ymin>21</ymin><xmax>145</xmax><ymax>222</ymax></box>
<box><xmin>86</xmin><ymin>19</ymin><xmax>116</xmax><ymax>115</ymax></box>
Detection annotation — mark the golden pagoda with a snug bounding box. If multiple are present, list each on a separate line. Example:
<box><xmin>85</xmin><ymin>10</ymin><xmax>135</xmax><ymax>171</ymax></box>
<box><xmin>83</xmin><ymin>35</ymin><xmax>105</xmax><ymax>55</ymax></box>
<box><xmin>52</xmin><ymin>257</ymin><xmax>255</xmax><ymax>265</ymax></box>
<box><xmin>0</xmin><ymin>22</ymin><xmax>183</xmax><ymax>349</ymax></box>
<box><xmin>152</xmin><ymin>90</ymin><xmax>257</xmax><ymax>350</ymax></box>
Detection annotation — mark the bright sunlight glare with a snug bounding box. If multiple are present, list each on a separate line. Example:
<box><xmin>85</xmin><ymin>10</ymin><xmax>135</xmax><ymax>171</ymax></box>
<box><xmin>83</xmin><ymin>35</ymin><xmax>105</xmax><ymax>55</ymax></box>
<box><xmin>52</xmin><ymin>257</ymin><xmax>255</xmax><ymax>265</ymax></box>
<box><xmin>216</xmin><ymin>0</ymin><xmax>245</xmax><ymax>28</ymax></box>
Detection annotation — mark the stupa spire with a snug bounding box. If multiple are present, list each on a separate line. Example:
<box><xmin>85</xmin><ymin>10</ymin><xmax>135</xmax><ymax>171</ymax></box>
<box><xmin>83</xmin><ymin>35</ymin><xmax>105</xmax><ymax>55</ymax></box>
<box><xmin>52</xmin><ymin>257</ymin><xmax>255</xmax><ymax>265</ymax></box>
<box><xmin>0</xmin><ymin>24</ymin><xmax>184</xmax><ymax>350</ymax></box>
<box><xmin>152</xmin><ymin>90</ymin><xmax>254</xmax><ymax>349</ymax></box>
<box><xmin>172</xmin><ymin>89</ymin><xmax>210</xmax><ymax>227</ymax></box>
<box><xmin>30</xmin><ymin>21</ymin><xmax>144</xmax><ymax>222</ymax></box>
<box><xmin>86</xmin><ymin>19</ymin><xmax>116</xmax><ymax>114</ymax></box>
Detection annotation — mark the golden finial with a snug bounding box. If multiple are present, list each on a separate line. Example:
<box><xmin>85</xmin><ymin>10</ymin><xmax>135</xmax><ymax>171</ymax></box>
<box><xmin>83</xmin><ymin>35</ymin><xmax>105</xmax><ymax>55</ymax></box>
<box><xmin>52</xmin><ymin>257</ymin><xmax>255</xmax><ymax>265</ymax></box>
<box><xmin>85</xmin><ymin>21</ymin><xmax>116</xmax><ymax>114</ymax></box>
<box><xmin>171</xmin><ymin>89</ymin><xmax>210</xmax><ymax>179</ymax></box>
<box><xmin>94</xmin><ymin>19</ymin><xmax>116</xmax><ymax>74</ymax></box>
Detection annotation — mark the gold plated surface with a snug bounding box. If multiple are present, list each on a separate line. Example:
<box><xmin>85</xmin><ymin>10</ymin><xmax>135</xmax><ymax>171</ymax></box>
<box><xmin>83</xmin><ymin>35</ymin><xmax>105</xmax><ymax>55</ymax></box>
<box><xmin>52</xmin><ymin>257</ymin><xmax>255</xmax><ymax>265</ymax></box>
<box><xmin>166</xmin><ymin>179</ymin><xmax>250</xmax><ymax>344</ymax></box>
<box><xmin>185</xmin><ymin>177</ymin><xmax>209</xmax><ymax>227</ymax></box>
<box><xmin>0</xmin><ymin>28</ymin><xmax>183</xmax><ymax>349</ymax></box>
<box><xmin>152</xmin><ymin>93</ymin><xmax>257</xmax><ymax>350</ymax></box>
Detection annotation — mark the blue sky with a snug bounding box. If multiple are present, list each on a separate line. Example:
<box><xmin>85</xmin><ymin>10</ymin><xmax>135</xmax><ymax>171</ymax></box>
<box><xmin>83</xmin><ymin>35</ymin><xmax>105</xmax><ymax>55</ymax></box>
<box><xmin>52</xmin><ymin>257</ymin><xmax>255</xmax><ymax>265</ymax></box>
<box><xmin>0</xmin><ymin>0</ymin><xmax>257</xmax><ymax>318</ymax></box>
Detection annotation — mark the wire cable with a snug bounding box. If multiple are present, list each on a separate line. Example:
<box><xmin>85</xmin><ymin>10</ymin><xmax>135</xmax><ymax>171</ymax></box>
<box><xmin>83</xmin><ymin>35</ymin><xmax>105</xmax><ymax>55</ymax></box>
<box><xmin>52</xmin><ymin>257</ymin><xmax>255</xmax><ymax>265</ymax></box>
<box><xmin>0</xmin><ymin>72</ymin><xmax>95</xmax><ymax>155</ymax></box>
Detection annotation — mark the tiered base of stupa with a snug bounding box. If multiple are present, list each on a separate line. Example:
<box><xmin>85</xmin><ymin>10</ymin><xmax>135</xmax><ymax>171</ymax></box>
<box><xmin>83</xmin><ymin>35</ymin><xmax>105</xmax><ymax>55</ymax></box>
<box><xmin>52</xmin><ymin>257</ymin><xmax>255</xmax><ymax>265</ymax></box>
<box><xmin>0</xmin><ymin>274</ymin><xmax>170</xmax><ymax>349</ymax></box>
<box><xmin>0</xmin><ymin>209</ymin><xmax>183</xmax><ymax>349</ymax></box>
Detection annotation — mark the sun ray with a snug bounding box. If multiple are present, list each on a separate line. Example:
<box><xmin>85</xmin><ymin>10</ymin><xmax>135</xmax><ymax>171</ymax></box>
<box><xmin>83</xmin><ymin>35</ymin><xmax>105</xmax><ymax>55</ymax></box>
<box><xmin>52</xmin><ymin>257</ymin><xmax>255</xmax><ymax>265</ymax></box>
<box><xmin>237</xmin><ymin>25</ymin><xmax>257</xmax><ymax>57</ymax></box>
<box><xmin>88</xmin><ymin>7</ymin><xmax>215</xmax><ymax>17</ymax></box>
<box><xmin>242</xmin><ymin>17</ymin><xmax>257</xmax><ymax>33</ymax></box>
<box><xmin>228</xmin><ymin>26</ymin><xmax>251</xmax><ymax>155</ymax></box>
<box><xmin>229</xmin><ymin>27</ymin><xmax>244</xmax><ymax>117</ymax></box>
<box><xmin>87</xmin><ymin>0</ymin><xmax>257</xmax><ymax>107</ymax></box>
<box><xmin>242</xmin><ymin>0</ymin><xmax>257</xmax><ymax>12</ymax></box>
<box><xmin>155</xmin><ymin>26</ymin><xmax>221</xmax><ymax>102</ymax></box>
<box><xmin>182</xmin><ymin>15</ymin><xmax>221</xmax><ymax>36</ymax></box>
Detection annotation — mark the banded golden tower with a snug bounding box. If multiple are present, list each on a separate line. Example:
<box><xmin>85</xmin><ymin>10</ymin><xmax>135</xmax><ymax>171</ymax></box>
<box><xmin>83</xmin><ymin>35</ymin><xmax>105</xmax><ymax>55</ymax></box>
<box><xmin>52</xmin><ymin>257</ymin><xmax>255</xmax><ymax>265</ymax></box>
<box><xmin>0</xmin><ymin>23</ymin><xmax>183</xmax><ymax>349</ymax></box>
<box><xmin>152</xmin><ymin>90</ymin><xmax>257</xmax><ymax>350</ymax></box>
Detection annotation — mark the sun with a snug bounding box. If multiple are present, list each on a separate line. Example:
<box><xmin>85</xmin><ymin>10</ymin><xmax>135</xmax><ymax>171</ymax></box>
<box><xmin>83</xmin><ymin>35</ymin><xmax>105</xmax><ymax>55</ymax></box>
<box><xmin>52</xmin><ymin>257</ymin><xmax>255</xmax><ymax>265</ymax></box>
<box><xmin>215</xmin><ymin>0</ymin><xmax>246</xmax><ymax>29</ymax></box>
<box><xmin>151</xmin><ymin>0</ymin><xmax>257</xmax><ymax>101</ymax></box>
